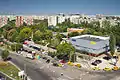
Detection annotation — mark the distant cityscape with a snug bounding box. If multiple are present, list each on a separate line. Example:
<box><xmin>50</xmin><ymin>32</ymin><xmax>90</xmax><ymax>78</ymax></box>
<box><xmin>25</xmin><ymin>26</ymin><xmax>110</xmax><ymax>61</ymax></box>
<box><xmin>0</xmin><ymin>14</ymin><xmax>120</xmax><ymax>28</ymax></box>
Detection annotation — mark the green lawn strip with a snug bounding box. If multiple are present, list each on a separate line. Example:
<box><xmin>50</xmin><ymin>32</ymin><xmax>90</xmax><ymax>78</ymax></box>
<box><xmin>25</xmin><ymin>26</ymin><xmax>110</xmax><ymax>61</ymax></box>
<box><xmin>0</xmin><ymin>62</ymin><xmax>20</xmax><ymax>80</ymax></box>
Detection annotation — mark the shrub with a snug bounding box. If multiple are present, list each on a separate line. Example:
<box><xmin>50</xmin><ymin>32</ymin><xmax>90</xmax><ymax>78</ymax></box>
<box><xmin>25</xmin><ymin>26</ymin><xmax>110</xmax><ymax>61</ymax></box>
<box><xmin>11</xmin><ymin>44</ymin><xmax>15</xmax><ymax>51</ymax></box>
<box><xmin>0</xmin><ymin>61</ymin><xmax>8</xmax><ymax>66</ymax></box>
<box><xmin>48</xmin><ymin>51</ymin><xmax>56</xmax><ymax>58</ymax></box>
<box><xmin>1</xmin><ymin>50</ymin><xmax>9</xmax><ymax>61</ymax></box>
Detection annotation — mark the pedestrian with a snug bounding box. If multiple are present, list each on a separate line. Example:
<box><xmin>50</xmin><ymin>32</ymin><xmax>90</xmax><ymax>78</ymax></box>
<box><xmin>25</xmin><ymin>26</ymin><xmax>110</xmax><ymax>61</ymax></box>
<box><xmin>46</xmin><ymin>59</ymin><xmax>50</xmax><ymax>63</ymax></box>
<box><xmin>61</xmin><ymin>73</ymin><xmax>63</xmax><ymax>76</ymax></box>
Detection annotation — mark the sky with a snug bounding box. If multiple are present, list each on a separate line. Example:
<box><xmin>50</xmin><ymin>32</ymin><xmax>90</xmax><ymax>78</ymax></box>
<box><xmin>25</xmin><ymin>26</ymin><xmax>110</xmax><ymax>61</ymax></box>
<box><xmin>0</xmin><ymin>0</ymin><xmax>120</xmax><ymax>15</ymax></box>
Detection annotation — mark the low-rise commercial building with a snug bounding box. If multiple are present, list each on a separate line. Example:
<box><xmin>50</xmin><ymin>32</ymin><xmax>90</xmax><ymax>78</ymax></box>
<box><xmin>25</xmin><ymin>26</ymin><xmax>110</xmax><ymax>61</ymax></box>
<box><xmin>70</xmin><ymin>35</ymin><xmax>110</xmax><ymax>54</ymax></box>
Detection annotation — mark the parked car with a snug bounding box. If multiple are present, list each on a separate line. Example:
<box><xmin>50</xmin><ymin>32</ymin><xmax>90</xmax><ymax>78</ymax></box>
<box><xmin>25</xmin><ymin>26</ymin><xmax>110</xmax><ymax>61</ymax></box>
<box><xmin>92</xmin><ymin>67</ymin><xmax>100</xmax><ymax>70</ymax></box>
<box><xmin>113</xmin><ymin>56</ymin><xmax>118</xmax><ymax>59</ymax></box>
<box><xmin>91</xmin><ymin>60</ymin><xmax>102</xmax><ymax>66</ymax></box>
<box><xmin>112</xmin><ymin>66</ymin><xmax>119</xmax><ymax>71</ymax></box>
<box><xmin>58</xmin><ymin>64</ymin><xmax>63</xmax><ymax>67</ymax></box>
<box><xmin>53</xmin><ymin>62</ymin><xmax>59</xmax><ymax>67</ymax></box>
<box><xmin>103</xmin><ymin>56</ymin><xmax>111</xmax><ymax>60</ymax></box>
<box><xmin>26</xmin><ymin>54</ymin><xmax>34</xmax><ymax>60</ymax></box>
<box><xmin>67</xmin><ymin>61</ymin><xmax>74</xmax><ymax>66</ymax></box>
<box><xmin>103</xmin><ymin>67</ymin><xmax>112</xmax><ymax>71</ymax></box>
<box><xmin>59</xmin><ymin>60</ymin><xmax>66</xmax><ymax>64</ymax></box>
<box><xmin>42</xmin><ymin>57</ymin><xmax>47</xmax><ymax>60</ymax></box>
<box><xmin>46</xmin><ymin>59</ymin><xmax>50</xmax><ymax>63</ymax></box>
<box><xmin>74</xmin><ymin>63</ymin><xmax>81</xmax><ymax>68</ymax></box>
<box><xmin>6</xmin><ymin>57</ymin><xmax>12</xmax><ymax>61</ymax></box>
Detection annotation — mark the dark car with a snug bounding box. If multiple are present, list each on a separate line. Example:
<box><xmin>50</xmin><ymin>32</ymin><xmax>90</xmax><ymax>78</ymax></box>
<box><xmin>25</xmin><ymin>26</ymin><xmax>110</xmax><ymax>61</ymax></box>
<box><xmin>28</xmin><ymin>51</ymin><xmax>32</xmax><ymax>53</ymax></box>
<box><xmin>96</xmin><ymin>60</ymin><xmax>102</xmax><ymax>64</ymax></box>
<box><xmin>113</xmin><ymin>56</ymin><xmax>118</xmax><ymax>59</ymax></box>
<box><xmin>91</xmin><ymin>62</ymin><xmax>97</xmax><ymax>66</ymax></box>
<box><xmin>103</xmin><ymin>56</ymin><xmax>111</xmax><ymax>60</ymax></box>
<box><xmin>42</xmin><ymin>57</ymin><xmax>47</xmax><ymax>60</ymax></box>
<box><xmin>46</xmin><ymin>59</ymin><xmax>50</xmax><ymax>63</ymax></box>
<box><xmin>53</xmin><ymin>62</ymin><xmax>58</xmax><ymax>67</ymax></box>
<box><xmin>91</xmin><ymin>60</ymin><xmax>102</xmax><ymax>66</ymax></box>
<box><xmin>6</xmin><ymin>57</ymin><xmax>12</xmax><ymax>61</ymax></box>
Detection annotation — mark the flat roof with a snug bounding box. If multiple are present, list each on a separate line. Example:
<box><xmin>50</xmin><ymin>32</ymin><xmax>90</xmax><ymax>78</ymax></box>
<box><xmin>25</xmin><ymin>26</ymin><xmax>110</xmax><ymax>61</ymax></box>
<box><xmin>70</xmin><ymin>35</ymin><xmax>109</xmax><ymax>50</ymax></box>
<box><xmin>78</xmin><ymin>37</ymin><xmax>103</xmax><ymax>42</ymax></box>
<box><xmin>71</xmin><ymin>35</ymin><xmax>109</xmax><ymax>40</ymax></box>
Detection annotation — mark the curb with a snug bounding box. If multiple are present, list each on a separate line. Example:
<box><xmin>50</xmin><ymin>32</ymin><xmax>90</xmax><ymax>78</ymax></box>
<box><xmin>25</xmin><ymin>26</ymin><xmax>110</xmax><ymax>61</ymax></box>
<box><xmin>9</xmin><ymin>61</ymin><xmax>32</xmax><ymax>80</ymax></box>
<box><xmin>8</xmin><ymin>61</ymin><xmax>21</xmax><ymax>71</ymax></box>
<box><xmin>0</xmin><ymin>71</ymin><xmax>15</xmax><ymax>80</ymax></box>
<box><xmin>0</xmin><ymin>47</ymin><xmax>32</xmax><ymax>80</ymax></box>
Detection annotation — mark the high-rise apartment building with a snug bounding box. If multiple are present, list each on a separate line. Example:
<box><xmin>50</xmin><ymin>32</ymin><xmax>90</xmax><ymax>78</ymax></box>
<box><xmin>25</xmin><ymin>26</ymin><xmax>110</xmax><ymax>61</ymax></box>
<box><xmin>15</xmin><ymin>16</ymin><xmax>23</xmax><ymax>27</ymax></box>
<box><xmin>24</xmin><ymin>16</ymin><xmax>33</xmax><ymax>25</ymax></box>
<box><xmin>48</xmin><ymin>16</ymin><xmax>58</xmax><ymax>26</ymax></box>
<box><xmin>0</xmin><ymin>16</ymin><xmax>8</xmax><ymax>28</ymax></box>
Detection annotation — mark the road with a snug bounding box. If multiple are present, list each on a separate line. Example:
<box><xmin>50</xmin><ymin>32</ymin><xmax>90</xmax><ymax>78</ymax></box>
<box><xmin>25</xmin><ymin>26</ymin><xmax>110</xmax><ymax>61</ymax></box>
<box><xmin>0</xmin><ymin>50</ymin><xmax>53</xmax><ymax>80</ymax></box>
<box><xmin>1</xmin><ymin>48</ymin><xmax>120</xmax><ymax>80</ymax></box>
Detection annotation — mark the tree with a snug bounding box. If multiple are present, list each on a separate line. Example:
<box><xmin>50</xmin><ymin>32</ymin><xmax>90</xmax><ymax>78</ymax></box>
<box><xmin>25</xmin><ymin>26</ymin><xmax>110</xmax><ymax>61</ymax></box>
<box><xmin>68</xmin><ymin>32</ymin><xmax>79</xmax><ymax>37</ymax></box>
<box><xmin>34</xmin><ymin>19</ymin><xmax>48</xmax><ymax>32</ymax></box>
<box><xmin>11</xmin><ymin>43</ymin><xmax>23</xmax><ymax>52</ymax></box>
<box><xmin>44</xmin><ymin>30</ymin><xmax>53</xmax><ymax>41</ymax></box>
<box><xmin>49</xmin><ymin>39</ymin><xmax>60</xmax><ymax>48</ymax></box>
<box><xmin>109</xmin><ymin>33</ymin><xmax>116</xmax><ymax>56</ymax></box>
<box><xmin>0</xmin><ymin>28</ymin><xmax>3</xmax><ymax>37</ymax></box>
<box><xmin>102</xmin><ymin>20</ymin><xmax>111</xmax><ymax>31</ymax></box>
<box><xmin>33</xmin><ymin>30</ymin><xmax>43</xmax><ymax>42</ymax></box>
<box><xmin>1</xmin><ymin>50</ymin><xmax>9</xmax><ymax>61</ymax></box>
<box><xmin>56</xmin><ymin>43</ymin><xmax>75</xmax><ymax>61</ymax></box>
<box><xmin>55</xmin><ymin>32</ymin><xmax>62</xmax><ymax>41</ymax></box>
<box><xmin>2</xmin><ymin>20</ymin><xmax>16</xmax><ymax>31</ymax></box>
<box><xmin>2</xmin><ymin>29</ymin><xmax>8</xmax><ymax>39</ymax></box>
<box><xmin>19</xmin><ymin>27</ymin><xmax>32</xmax><ymax>42</ymax></box>
<box><xmin>7</xmin><ymin>29</ymin><xmax>18</xmax><ymax>42</ymax></box>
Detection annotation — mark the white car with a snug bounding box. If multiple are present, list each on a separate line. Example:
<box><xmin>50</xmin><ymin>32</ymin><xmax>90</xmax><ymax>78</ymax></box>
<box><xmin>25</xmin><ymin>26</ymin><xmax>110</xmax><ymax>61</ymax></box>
<box><xmin>26</xmin><ymin>54</ymin><xmax>34</xmax><ymax>60</ymax></box>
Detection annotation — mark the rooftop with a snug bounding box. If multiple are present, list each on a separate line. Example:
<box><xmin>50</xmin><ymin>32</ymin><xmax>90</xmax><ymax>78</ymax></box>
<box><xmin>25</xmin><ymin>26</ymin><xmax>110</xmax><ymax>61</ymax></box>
<box><xmin>71</xmin><ymin>35</ymin><xmax>109</xmax><ymax>41</ymax></box>
<box><xmin>78</xmin><ymin>36</ymin><xmax>103</xmax><ymax>42</ymax></box>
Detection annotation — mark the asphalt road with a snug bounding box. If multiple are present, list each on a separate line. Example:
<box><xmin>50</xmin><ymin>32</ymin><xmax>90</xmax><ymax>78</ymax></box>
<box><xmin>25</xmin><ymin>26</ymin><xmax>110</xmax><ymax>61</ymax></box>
<box><xmin>1</xmin><ymin>49</ymin><xmax>120</xmax><ymax>80</ymax></box>
<box><xmin>10</xmin><ymin>54</ymin><xmax>120</xmax><ymax>80</ymax></box>
<box><xmin>0</xmin><ymin>50</ymin><xmax>52</xmax><ymax>80</ymax></box>
<box><xmin>10</xmin><ymin>54</ymin><xmax>53</xmax><ymax>80</ymax></box>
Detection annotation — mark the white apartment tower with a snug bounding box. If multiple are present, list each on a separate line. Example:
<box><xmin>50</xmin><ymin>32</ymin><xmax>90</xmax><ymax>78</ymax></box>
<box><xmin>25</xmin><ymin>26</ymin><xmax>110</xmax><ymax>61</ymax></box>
<box><xmin>48</xmin><ymin>16</ymin><xmax>58</xmax><ymax>26</ymax></box>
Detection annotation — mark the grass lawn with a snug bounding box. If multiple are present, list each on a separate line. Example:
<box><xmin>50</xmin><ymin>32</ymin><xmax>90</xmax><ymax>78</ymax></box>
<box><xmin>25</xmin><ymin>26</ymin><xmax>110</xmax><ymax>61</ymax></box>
<box><xmin>0</xmin><ymin>61</ymin><xmax>20</xmax><ymax>80</ymax></box>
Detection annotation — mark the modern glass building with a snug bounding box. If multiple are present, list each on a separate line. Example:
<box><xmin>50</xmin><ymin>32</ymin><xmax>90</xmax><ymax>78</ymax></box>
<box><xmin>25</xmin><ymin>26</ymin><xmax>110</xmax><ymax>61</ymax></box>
<box><xmin>70</xmin><ymin>35</ymin><xmax>110</xmax><ymax>54</ymax></box>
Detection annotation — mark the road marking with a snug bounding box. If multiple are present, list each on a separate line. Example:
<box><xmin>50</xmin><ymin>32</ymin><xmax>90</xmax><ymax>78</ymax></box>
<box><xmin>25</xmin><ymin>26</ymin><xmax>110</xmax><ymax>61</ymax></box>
<box><xmin>64</xmin><ymin>75</ymin><xmax>74</xmax><ymax>80</ymax></box>
<box><xmin>40</xmin><ymin>66</ymin><xmax>45</xmax><ymax>69</ymax></box>
<box><xmin>57</xmin><ymin>77</ymin><xmax>69</xmax><ymax>80</ymax></box>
